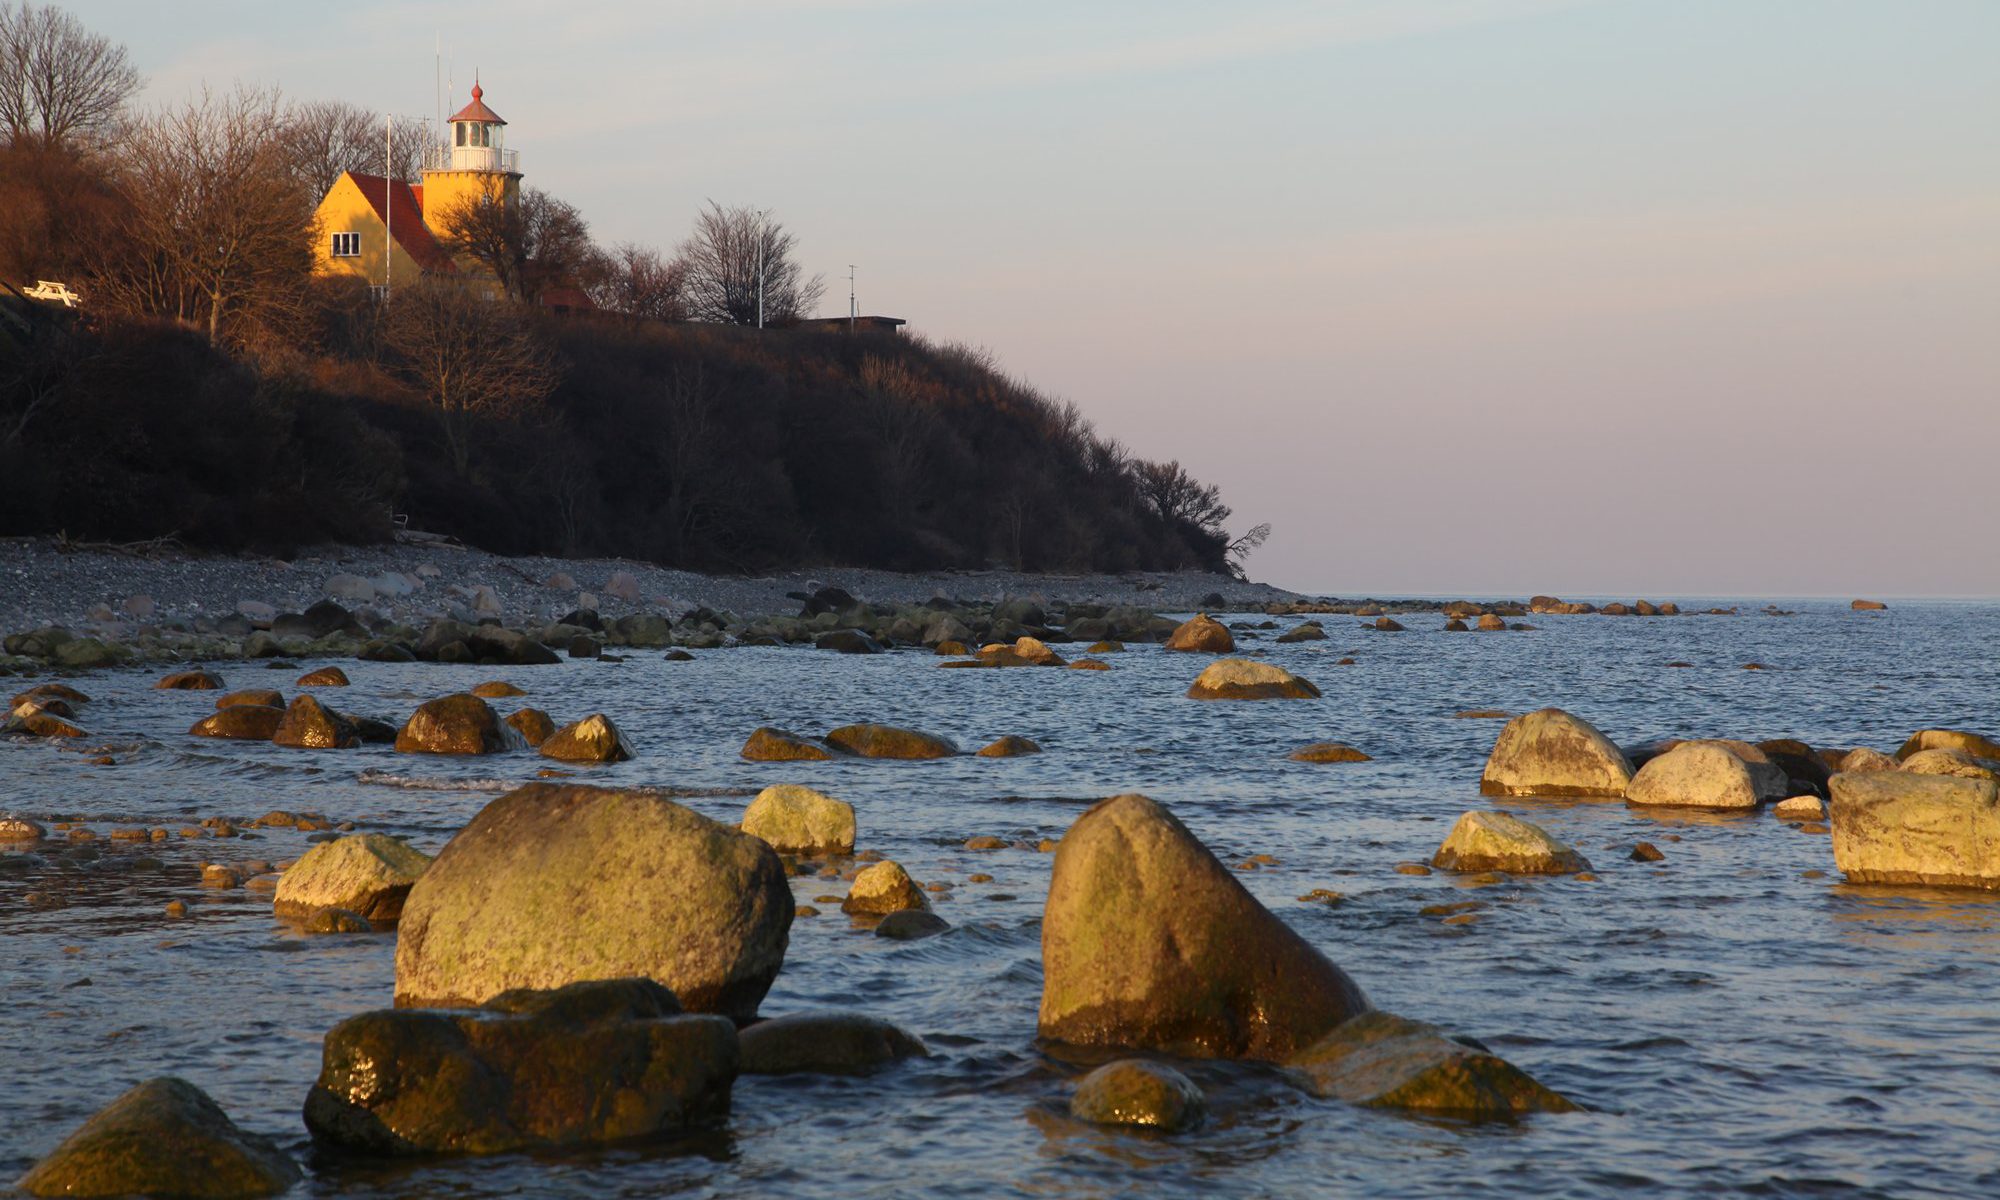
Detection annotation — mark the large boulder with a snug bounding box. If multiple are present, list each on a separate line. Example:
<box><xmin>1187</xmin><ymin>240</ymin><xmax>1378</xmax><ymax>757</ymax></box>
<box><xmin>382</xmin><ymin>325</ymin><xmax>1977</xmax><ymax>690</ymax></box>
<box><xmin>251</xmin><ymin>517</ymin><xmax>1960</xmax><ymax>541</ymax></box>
<box><xmin>1895</xmin><ymin>729</ymin><xmax>2000</xmax><ymax>763</ymax></box>
<box><xmin>395</xmin><ymin>783</ymin><xmax>793</xmax><ymax>1020</ymax></box>
<box><xmin>824</xmin><ymin>723</ymin><xmax>958</xmax><ymax>759</ymax></box>
<box><xmin>189</xmin><ymin>705</ymin><xmax>284</xmax><ymax>741</ymax></box>
<box><xmin>1038</xmin><ymin>794</ymin><xmax>1369</xmax><ymax>1061</ymax></box>
<box><xmin>304</xmin><ymin>978</ymin><xmax>736</xmax><ymax>1155</ymax></box>
<box><xmin>274</xmin><ymin>833</ymin><xmax>433</xmax><ymax>924</ymax></box>
<box><xmin>1069</xmin><ymin>1060</ymin><xmax>1206</xmax><ymax>1132</ymax></box>
<box><xmin>1186</xmin><ymin>660</ymin><xmax>1321</xmax><ymax>701</ymax></box>
<box><xmin>737</xmin><ymin>1011</ymin><xmax>927</xmax><ymax>1075</ymax></box>
<box><xmin>1625</xmin><ymin>741</ymin><xmax>1768</xmax><ymax>809</ymax></box>
<box><xmin>1479</xmin><ymin>709</ymin><xmax>1633</xmax><ymax>798</ymax></box>
<box><xmin>17</xmin><ymin>1077</ymin><xmax>299</xmax><ymax>1198</ymax></box>
<box><xmin>1829</xmin><ymin>771</ymin><xmax>2000</xmax><ymax>889</ymax></box>
<box><xmin>395</xmin><ymin>694</ymin><xmax>514</xmax><ymax>755</ymax></box>
<box><xmin>1165</xmin><ymin>614</ymin><xmax>1234</xmax><ymax>654</ymax></box>
<box><xmin>538</xmin><ymin>714</ymin><xmax>636</xmax><ymax>763</ymax></box>
<box><xmin>741</xmin><ymin>785</ymin><xmax>856</xmax><ymax>855</ymax></box>
<box><xmin>1287</xmin><ymin>1012</ymin><xmax>1576</xmax><ymax>1118</ymax></box>
<box><xmin>272</xmin><ymin>694</ymin><xmax>360</xmax><ymax>750</ymax></box>
<box><xmin>740</xmin><ymin>726</ymin><xmax>844</xmax><ymax>761</ymax></box>
<box><xmin>1431</xmin><ymin>811</ymin><xmax>1589</xmax><ymax>874</ymax></box>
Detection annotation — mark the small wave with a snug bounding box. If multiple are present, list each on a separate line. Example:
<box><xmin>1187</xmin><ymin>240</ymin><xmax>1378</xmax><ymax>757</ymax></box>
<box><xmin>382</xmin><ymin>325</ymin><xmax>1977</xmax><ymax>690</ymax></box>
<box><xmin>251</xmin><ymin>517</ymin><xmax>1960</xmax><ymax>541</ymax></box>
<box><xmin>356</xmin><ymin>770</ymin><xmax>517</xmax><ymax>793</ymax></box>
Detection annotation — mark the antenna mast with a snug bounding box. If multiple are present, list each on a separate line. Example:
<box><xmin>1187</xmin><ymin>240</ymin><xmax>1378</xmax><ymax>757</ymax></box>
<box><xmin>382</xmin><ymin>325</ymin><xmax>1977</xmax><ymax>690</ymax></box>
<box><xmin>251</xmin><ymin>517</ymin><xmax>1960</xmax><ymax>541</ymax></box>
<box><xmin>848</xmin><ymin>264</ymin><xmax>856</xmax><ymax>333</ymax></box>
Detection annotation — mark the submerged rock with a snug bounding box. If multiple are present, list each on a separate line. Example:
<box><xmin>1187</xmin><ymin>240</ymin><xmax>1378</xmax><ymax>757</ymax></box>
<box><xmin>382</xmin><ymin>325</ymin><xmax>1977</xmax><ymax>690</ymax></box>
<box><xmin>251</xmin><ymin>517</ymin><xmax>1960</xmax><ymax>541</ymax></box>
<box><xmin>1288</xmin><ymin>1011</ymin><xmax>1577</xmax><ymax>1118</ymax></box>
<box><xmin>1165</xmin><ymin>614</ymin><xmax>1234</xmax><ymax>654</ymax></box>
<box><xmin>824</xmin><ymin>723</ymin><xmax>958</xmax><ymax>759</ymax></box>
<box><xmin>874</xmin><ymin>910</ymin><xmax>950</xmax><ymax>940</ymax></box>
<box><xmin>275</xmin><ymin>833</ymin><xmax>433</xmax><ymax>924</ymax></box>
<box><xmin>297</xmin><ymin>666</ymin><xmax>350</xmax><ymax>687</ymax></box>
<box><xmin>1830</xmin><ymin>771</ymin><xmax>2000</xmax><ymax>889</ymax></box>
<box><xmin>304</xmin><ymin>978</ymin><xmax>736</xmax><ymax>1155</ymax></box>
<box><xmin>538</xmin><ymin>714</ymin><xmax>636</xmax><ymax>763</ymax></box>
<box><xmin>395</xmin><ymin>783</ymin><xmax>792</xmax><ymax>1020</ymax></box>
<box><xmin>18</xmin><ymin>1076</ymin><xmax>299</xmax><ymax>1198</ymax></box>
<box><xmin>1289</xmin><ymin>742</ymin><xmax>1371</xmax><ymax>763</ymax></box>
<box><xmin>471</xmin><ymin>680</ymin><xmax>526</xmax><ymax>699</ymax></box>
<box><xmin>1276</xmin><ymin>622</ymin><xmax>1327</xmax><ymax>644</ymax></box>
<box><xmin>1069</xmin><ymin>1060</ymin><xmax>1206</xmax><ymax>1132</ymax></box>
<box><xmin>395</xmin><ymin>694</ymin><xmax>514</xmax><ymax>755</ymax></box>
<box><xmin>1431</xmin><ymin>811</ymin><xmax>1589</xmax><ymax>875</ymax></box>
<box><xmin>977</xmin><ymin>735</ymin><xmax>1043</xmax><ymax>758</ymax></box>
<box><xmin>272</xmin><ymin>694</ymin><xmax>360</xmax><ymax>750</ymax></box>
<box><xmin>738</xmin><ymin>1011</ymin><xmax>927</xmax><ymax>1075</ymax></box>
<box><xmin>1186</xmin><ymin>660</ymin><xmax>1321</xmax><ymax>701</ymax></box>
<box><xmin>741</xmin><ymin>726</ymin><xmax>845</xmax><ymax>761</ymax></box>
<box><xmin>1038</xmin><ymin>794</ymin><xmax>1369</xmax><ymax>1061</ymax></box>
<box><xmin>156</xmin><ymin>670</ymin><xmax>224</xmax><ymax>691</ymax></box>
<box><xmin>1479</xmin><ymin>709</ymin><xmax>1634</xmax><ymax>798</ymax></box>
<box><xmin>741</xmin><ymin>785</ymin><xmax>856</xmax><ymax>855</ymax></box>
<box><xmin>842</xmin><ymin>860</ymin><xmax>929</xmax><ymax>915</ymax></box>
<box><xmin>1625</xmin><ymin>742</ymin><xmax>1768</xmax><ymax>809</ymax></box>
<box><xmin>189</xmin><ymin>705</ymin><xmax>284</xmax><ymax>741</ymax></box>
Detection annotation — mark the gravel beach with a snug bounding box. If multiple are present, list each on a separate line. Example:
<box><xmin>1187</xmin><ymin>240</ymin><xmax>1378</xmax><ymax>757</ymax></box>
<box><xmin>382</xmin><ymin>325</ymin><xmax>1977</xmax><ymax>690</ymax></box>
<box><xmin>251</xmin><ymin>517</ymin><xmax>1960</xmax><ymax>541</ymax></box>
<box><xmin>0</xmin><ymin>535</ymin><xmax>1306</xmax><ymax>634</ymax></box>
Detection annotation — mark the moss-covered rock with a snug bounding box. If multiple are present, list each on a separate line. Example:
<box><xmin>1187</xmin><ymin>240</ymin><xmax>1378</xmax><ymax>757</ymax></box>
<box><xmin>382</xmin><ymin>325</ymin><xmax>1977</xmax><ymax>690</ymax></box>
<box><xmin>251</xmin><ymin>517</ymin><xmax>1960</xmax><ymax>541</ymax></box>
<box><xmin>275</xmin><ymin>833</ymin><xmax>433</xmax><ymax>924</ymax></box>
<box><xmin>395</xmin><ymin>783</ymin><xmax>792</xmax><ymax>1020</ymax></box>
<box><xmin>1479</xmin><ymin>708</ymin><xmax>1633</xmax><ymax>798</ymax></box>
<box><xmin>18</xmin><ymin>1077</ymin><xmax>298</xmax><ymax>1197</ymax></box>
<box><xmin>741</xmin><ymin>785</ymin><xmax>856</xmax><ymax>855</ymax></box>
<box><xmin>304</xmin><ymin>978</ymin><xmax>736</xmax><ymax>1155</ymax></box>
<box><xmin>1288</xmin><ymin>1011</ymin><xmax>1577</xmax><ymax>1118</ymax></box>
<box><xmin>1039</xmin><ymin>794</ymin><xmax>1369</xmax><ymax>1061</ymax></box>
<box><xmin>1069</xmin><ymin>1059</ymin><xmax>1206</xmax><ymax>1132</ymax></box>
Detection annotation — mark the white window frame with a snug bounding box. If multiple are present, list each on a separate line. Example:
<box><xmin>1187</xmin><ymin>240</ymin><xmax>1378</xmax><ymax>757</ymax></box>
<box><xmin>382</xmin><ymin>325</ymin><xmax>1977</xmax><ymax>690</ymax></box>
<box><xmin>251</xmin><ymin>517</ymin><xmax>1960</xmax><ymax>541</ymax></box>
<box><xmin>330</xmin><ymin>232</ymin><xmax>362</xmax><ymax>258</ymax></box>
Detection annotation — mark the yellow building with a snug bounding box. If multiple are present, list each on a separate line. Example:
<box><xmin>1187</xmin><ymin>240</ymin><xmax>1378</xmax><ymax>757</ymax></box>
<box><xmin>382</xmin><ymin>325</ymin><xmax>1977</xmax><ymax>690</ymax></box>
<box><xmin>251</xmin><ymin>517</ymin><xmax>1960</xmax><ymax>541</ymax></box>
<box><xmin>312</xmin><ymin>81</ymin><xmax>522</xmax><ymax>298</ymax></box>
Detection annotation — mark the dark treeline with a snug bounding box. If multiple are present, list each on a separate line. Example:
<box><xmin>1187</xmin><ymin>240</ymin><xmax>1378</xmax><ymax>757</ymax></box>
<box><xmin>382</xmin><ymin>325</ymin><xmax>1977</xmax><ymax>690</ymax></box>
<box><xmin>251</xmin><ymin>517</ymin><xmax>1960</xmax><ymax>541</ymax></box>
<box><xmin>0</xmin><ymin>2</ymin><xmax>1256</xmax><ymax>575</ymax></box>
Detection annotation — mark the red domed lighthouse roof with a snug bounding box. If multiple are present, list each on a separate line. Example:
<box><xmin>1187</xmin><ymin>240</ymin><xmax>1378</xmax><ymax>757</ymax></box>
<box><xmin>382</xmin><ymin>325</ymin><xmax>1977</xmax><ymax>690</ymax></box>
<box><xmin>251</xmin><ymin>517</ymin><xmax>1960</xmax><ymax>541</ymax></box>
<box><xmin>448</xmin><ymin>81</ymin><xmax>505</xmax><ymax>125</ymax></box>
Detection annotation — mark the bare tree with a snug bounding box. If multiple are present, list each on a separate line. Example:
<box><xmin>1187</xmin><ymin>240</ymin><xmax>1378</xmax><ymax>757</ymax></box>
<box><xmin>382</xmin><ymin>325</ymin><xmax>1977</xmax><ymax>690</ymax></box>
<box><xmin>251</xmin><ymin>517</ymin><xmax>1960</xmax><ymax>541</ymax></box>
<box><xmin>586</xmin><ymin>242</ymin><xmax>687</xmax><ymax>321</ymax></box>
<box><xmin>278</xmin><ymin>99</ymin><xmax>427</xmax><ymax>199</ymax></box>
<box><xmin>677</xmin><ymin>201</ymin><xmax>824</xmax><ymax>326</ymax></box>
<box><xmin>380</xmin><ymin>279</ymin><xmax>558</xmax><ymax>476</ymax></box>
<box><xmin>90</xmin><ymin>85</ymin><xmax>317</xmax><ymax>349</ymax></box>
<box><xmin>0</xmin><ymin>2</ymin><xmax>140</xmax><ymax>148</ymax></box>
<box><xmin>1134</xmin><ymin>458</ymin><xmax>1231</xmax><ymax>533</ymax></box>
<box><xmin>1226</xmin><ymin>522</ymin><xmax>1271</xmax><ymax>578</ymax></box>
<box><xmin>434</xmin><ymin>186</ymin><xmax>594</xmax><ymax>304</ymax></box>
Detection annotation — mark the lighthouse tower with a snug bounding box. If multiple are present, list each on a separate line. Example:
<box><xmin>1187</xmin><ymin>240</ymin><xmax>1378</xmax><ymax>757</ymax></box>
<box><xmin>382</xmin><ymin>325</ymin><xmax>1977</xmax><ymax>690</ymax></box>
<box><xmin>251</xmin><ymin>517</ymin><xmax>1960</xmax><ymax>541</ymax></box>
<box><xmin>422</xmin><ymin>80</ymin><xmax>521</xmax><ymax>244</ymax></box>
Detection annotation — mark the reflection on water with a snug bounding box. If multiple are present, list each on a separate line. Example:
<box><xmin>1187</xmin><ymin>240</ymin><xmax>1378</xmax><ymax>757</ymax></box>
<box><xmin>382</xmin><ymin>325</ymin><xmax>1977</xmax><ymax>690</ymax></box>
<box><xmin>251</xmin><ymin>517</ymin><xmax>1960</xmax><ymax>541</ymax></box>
<box><xmin>4</xmin><ymin>600</ymin><xmax>2000</xmax><ymax>1196</ymax></box>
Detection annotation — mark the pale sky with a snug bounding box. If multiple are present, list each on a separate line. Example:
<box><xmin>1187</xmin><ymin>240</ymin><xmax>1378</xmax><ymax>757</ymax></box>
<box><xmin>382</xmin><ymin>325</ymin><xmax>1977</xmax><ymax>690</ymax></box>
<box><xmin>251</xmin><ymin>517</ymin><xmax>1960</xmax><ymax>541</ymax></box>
<box><xmin>73</xmin><ymin>1</ymin><xmax>2000</xmax><ymax>596</ymax></box>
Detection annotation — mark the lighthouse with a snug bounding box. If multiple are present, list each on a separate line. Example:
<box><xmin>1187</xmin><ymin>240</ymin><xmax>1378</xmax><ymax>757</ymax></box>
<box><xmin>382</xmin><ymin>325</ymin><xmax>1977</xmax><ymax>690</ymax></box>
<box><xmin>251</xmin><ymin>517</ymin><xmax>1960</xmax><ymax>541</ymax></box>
<box><xmin>421</xmin><ymin>80</ymin><xmax>522</xmax><ymax>245</ymax></box>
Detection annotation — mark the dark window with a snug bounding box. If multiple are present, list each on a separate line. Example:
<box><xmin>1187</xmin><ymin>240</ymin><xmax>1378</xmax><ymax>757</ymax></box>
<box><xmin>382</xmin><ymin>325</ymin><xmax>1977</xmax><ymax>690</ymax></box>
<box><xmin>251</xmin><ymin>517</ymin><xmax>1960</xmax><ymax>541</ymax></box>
<box><xmin>455</xmin><ymin>122</ymin><xmax>466</xmax><ymax>147</ymax></box>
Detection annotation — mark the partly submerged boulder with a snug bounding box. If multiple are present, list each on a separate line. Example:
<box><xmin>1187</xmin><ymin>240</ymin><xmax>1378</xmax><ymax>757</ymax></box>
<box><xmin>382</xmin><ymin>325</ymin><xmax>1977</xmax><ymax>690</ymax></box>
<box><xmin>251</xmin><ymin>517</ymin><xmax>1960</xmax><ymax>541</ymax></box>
<box><xmin>1431</xmin><ymin>811</ymin><xmax>1589</xmax><ymax>875</ymax></box>
<box><xmin>1289</xmin><ymin>742</ymin><xmax>1371</xmax><ymax>764</ymax></box>
<box><xmin>18</xmin><ymin>1077</ymin><xmax>299</xmax><ymax>1198</ymax></box>
<box><xmin>1902</xmin><ymin>748</ymin><xmax>2000</xmax><ymax>782</ymax></box>
<box><xmin>842</xmin><ymin>860</ymin><xmax>929</xmax><ymax>915</ymax></box>
<box><xmin>977</xmin><ymin>735</ymin><xmax>1043</xmax><ymax>758</ymax></box>
<box><xmin>824</xmin><ymin>723</ymin><xmax>957</xmax><ymax>759</ymax></box>
<box><xmin>1038</xmin><ymin>794</ymin><xmax>1369</xmax><ymax>1061</ymax></box>
<box><xmin>1479</xmin><ymin>709</ymin><xmax>1633</xmax><ymax>798</ymax></box>
<box><xmin>1624</xmin><ymin>741</ymin><xmax>1767</xmax><ymax>809</ymax></box>
<box><xmin>156</xmin><ymin>670</ymin><xmax>224</xmax><ymax>691</ymax></box>
<box><xmin>1069</xmin><ymin>1059</ymin><xmax>1206</xmax><ymax>1132</ymax></box>
<box><xmin>1829</xmin><ymin>770</ymin><xmax>2000</xmax><ymax>889</ymax></box>
<box><xmin>395</xmin><ymin>783</ymin><xmax>792</xmax><ymax>1020</ymax></box>
<box><xmin>737</xmin><ymin>1011</ymin><xmax>927</xmax><ymax>1075</ymax></box>
<box><xmin>297</xmin><ymin>666</ymin><xmax>350</xmax><ymax>687</ymax></box>
<box><xmin>1895</xmin><ymin>729</ymin><xmax>2000</xmax><ymax>763</ymax></box>
<box><xmin>538</xmin><ymin>714</ymin><xmax>636</xmax><ymax>764</ymax></box>
<box><xmin>274</xmin><ymin>833</ymin><xmax>433</xmax><ymax>925</ymax></box>
<box><xmin>1186</xmin><ymin>660</ymin><xmax>1320</xmax><ymax>701</ymax></box>
<box><xmin>740</xmin><ymin>785</ymin><xmax>856</xmax><ymax>855</ymax></box>
<box><xmin>189</xmin><ymin>705</ymin><xmax>284</xmax><ymax>741</ymax></box>
<box><xmin>1165</xmin><ymin>614</ymin><xmax>1234</xmax><ymax>654</ymax></box>
<box><xmin>1288</xmin><ymin>1011</ymin><xmax>1577</xmax><ymax>1118</ymax></box>
<box><xmin>395</xmin><ymin>694</ymin><xmax>514</xmax><ymax>755</ymax></box>
<box><xmin>505</xmin><ymin>708</ymin><xmax>556</xmax><ymax>747</ymax></box>
<box><xmin>740</xmin><ymin>726</ymin><xmax>844</xmax><ymax>762</ymax></box>
<box><xmin>214</xmin><ymin>689</ymin><xmax>283</xmax><ymax>710</ymax></box>
<box><xmin>304</xmin><ymin>978</ymin><xmax>736</xmax><ymax>1155</ymax></box>
<box><xmin>272</xmin><ymin>694</ymin><xmax>360</xmax><ymax>750</ymax></box>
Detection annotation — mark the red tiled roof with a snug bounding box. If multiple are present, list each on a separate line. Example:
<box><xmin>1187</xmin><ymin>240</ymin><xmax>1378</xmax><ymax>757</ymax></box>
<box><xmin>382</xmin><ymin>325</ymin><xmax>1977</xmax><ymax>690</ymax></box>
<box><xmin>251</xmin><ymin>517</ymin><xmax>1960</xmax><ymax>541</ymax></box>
<box><xmin>448</xmin><ymin>82</ymin><xmax>505</xmax><ymax>125</ymax></box>
<box><xmin>347</xmin><ymin>172</ymin><xmax>455</xmax><ymax>273</ymax></box>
